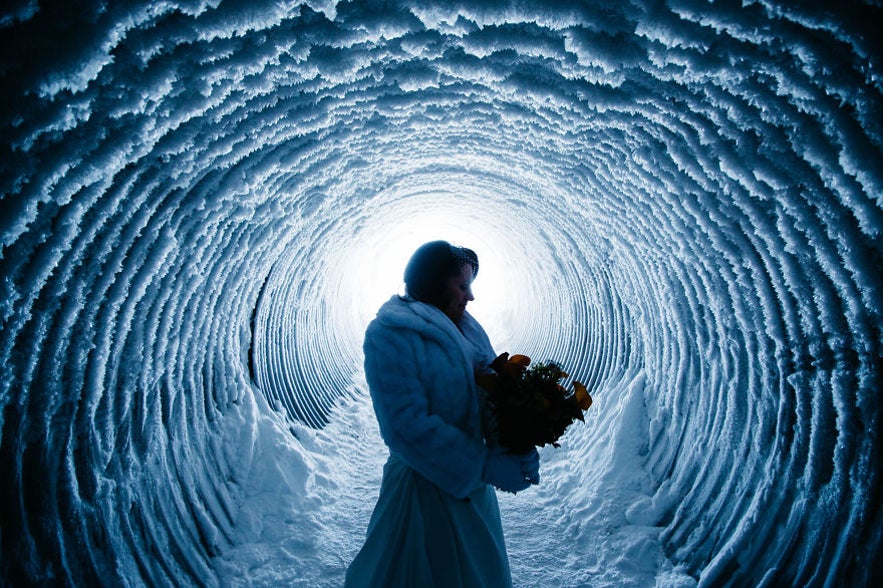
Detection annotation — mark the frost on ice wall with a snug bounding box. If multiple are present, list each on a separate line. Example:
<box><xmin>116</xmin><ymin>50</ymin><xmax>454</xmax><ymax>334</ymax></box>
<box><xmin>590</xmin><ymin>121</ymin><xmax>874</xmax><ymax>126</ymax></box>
<box><xmin>1</xmin><ymin>1</ymin><xmax>881</xmax><ymax>586</ymax></box>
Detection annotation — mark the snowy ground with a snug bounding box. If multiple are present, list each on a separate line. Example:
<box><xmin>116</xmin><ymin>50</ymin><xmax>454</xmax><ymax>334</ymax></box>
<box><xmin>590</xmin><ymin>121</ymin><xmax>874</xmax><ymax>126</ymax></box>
<box><xmin>215</xmin><ymin>370</ymin><xmax>696</xmax><ymax>587</ymax></box>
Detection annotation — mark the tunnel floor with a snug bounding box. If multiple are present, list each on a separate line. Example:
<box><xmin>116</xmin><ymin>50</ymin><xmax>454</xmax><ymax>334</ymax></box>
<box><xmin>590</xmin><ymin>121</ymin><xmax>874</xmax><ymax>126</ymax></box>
<box><xmin>215</xmin><ymin>367</ymin><xmax>690</xmax><ymax>587</ymax></box>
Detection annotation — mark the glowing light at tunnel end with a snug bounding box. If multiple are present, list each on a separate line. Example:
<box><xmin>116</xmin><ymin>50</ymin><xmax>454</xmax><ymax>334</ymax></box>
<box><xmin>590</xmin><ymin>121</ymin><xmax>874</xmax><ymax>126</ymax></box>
<box><xmin>339</xmin><ymin>196</ymin><xmax>516</xmax><ymax>349</ymax></box>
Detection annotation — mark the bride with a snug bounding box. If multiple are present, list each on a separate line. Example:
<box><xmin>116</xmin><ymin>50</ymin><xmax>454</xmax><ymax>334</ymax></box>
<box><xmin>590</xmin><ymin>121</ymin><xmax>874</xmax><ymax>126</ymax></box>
<box><xmin>345</xmin><ymin>240</ymin><xmax>540</xmax><ymax>588</ymax></box>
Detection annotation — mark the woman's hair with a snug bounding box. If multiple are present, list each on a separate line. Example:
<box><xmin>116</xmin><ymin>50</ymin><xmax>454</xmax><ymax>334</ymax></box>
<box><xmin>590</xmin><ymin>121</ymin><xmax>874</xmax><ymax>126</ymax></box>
<box><xmin>404</xmin><ymin>240</ymin><xmax>479</xmax><ymax>306</ymax></box>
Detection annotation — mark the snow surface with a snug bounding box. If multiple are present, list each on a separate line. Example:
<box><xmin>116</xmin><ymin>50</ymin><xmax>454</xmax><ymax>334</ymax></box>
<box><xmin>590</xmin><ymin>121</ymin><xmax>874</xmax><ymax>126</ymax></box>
<box><xmin>1</xmin><ymin>0</ymin><xmax>881</xmax><ymax>586</ymax></box>
<box><xmin>214</xmin><ymin>368</ymin><xmax>697</xmax><ymax>588</ymax></box>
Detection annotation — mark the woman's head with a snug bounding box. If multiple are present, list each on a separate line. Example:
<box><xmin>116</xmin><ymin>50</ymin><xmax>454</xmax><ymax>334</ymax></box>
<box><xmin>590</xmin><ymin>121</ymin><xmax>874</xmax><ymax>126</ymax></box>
<box><xmin>404</xmin><ymin>241</ymin><xmax>479</xmax><ymax>323</ymax></box>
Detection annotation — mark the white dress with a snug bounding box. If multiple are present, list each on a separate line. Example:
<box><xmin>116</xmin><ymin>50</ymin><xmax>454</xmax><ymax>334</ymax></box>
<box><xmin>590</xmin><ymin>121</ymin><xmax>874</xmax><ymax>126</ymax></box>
<box><xmin>345</xmin><ymin>296</ymin><xmax>510</xmax><ymax>588</ymax></box>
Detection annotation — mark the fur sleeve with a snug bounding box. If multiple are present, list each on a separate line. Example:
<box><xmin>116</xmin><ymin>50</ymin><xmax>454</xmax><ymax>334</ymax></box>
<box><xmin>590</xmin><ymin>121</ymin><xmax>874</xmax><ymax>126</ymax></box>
<box><xmin>364</xmin><ymin>319</ymin><xmax>488</xmax><ymax>499</ymax></box>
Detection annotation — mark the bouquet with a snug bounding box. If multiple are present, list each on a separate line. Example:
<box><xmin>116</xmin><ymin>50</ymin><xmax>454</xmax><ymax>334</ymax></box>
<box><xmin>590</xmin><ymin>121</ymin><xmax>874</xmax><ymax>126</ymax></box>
<box><xmin>477</xmin><ymin>353</ymin><xmax>592</xmax><ymax>453</ymax></box>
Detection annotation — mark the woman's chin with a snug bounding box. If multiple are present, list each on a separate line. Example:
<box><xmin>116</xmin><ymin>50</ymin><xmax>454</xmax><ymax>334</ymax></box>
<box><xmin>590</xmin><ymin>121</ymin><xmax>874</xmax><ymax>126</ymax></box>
<box><xmin>445</xmin><ymin>308</ymin><xmax>466</xmax><ymax>324</ymax></box>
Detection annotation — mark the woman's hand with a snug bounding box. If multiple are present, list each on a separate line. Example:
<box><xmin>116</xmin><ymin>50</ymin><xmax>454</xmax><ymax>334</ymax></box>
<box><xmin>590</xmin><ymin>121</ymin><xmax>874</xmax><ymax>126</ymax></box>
<box><xmin>520</xmin><ymin>448</ymin><xmax>540</xmax><ymax>484</ymax></box>
<box><xmin>482</xmin><ymin>447</ymin><xmax>540</xmax><ymax>494</ymax></box>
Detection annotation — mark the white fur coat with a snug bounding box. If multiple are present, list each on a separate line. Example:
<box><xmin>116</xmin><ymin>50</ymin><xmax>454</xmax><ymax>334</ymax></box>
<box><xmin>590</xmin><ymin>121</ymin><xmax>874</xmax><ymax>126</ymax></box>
<box><xmin>363</xmin><ymin>295</ymin><xmax>497</xmax><ymax>499</ymax></box>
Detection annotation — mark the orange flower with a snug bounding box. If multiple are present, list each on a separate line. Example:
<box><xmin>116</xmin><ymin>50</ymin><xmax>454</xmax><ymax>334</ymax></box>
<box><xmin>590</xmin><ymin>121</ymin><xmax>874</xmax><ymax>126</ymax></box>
<box><xmin>508</xmin><ymin>354</ymin><xmax>531</xmax><ymax>368</ymax></box>
<box><xmin>574</xmin><ymin>381</ymin><xmax>592</xmax><ymax>410</ymax></box>
<box><xmin>490</xmin><ymin>352</ymin><xmax>531</xmax><ymax>380</ymax></box>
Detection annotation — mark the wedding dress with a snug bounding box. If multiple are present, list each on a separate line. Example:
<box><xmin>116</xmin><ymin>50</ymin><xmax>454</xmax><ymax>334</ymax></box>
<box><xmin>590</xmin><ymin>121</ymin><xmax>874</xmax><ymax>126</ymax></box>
<box><xmin>345</xmin><ymin>296</ymin><xmax>511</xmax><ymax>588</ymax></box>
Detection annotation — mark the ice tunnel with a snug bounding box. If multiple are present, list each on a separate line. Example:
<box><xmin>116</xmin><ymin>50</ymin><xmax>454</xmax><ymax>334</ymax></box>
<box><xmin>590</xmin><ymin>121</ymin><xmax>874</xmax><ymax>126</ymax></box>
<box><xmin>1</xmin><ymin>0</ymin><xmax>881</xmax><ymax>586</ymax></box>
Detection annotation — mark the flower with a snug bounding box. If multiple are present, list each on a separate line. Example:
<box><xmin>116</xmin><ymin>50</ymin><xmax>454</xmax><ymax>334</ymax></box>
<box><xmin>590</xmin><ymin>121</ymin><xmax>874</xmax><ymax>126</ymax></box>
<box><xmin>477</xmin><ymin>352</ymin><xmax>592</xmax><ymax>453</ymax></box>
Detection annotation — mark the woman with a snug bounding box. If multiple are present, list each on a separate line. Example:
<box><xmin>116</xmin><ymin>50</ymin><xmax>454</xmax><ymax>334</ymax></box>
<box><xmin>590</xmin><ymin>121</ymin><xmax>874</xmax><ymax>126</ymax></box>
<box><xmin>345</xmin><ymin>241</ymin><xmax>540</xmax><ymax>588</ymax></box>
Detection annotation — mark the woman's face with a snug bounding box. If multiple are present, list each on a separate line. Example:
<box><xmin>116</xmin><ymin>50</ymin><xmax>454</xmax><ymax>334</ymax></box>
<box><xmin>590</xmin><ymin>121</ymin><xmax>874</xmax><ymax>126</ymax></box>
<box><xmin>441</xmin><ymin>263</ymin><xmax>475</xmax><ymax>323</ymax></box>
